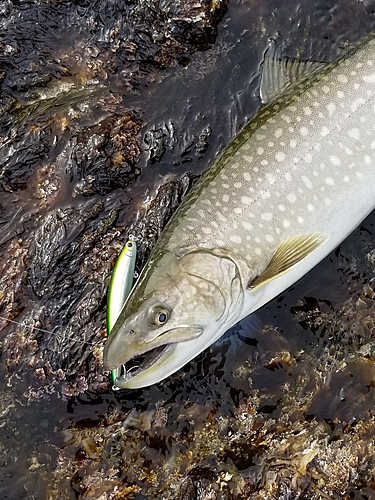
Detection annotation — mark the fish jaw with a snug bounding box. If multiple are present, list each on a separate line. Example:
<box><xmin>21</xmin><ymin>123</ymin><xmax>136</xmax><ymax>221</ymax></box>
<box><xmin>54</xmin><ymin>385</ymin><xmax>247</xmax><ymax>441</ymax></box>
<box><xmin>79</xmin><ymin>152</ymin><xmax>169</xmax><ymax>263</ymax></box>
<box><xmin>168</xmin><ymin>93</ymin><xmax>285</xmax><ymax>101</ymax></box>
<box><xmin>105</xmin><ymin>322</ymin><xmax>237</xmax><ymax>389</ymax></box>
<box><xmin>103</xmin><ymin>323</ymin><xmax>204</xmax><ymax>371</ymax></box>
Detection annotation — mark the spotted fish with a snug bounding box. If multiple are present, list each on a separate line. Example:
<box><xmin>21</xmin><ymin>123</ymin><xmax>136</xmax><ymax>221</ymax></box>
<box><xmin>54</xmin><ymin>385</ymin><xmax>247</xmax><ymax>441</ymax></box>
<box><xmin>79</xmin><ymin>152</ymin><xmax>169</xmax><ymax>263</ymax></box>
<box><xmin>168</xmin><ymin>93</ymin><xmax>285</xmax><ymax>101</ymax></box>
<box><xmin>103</xmin><ymin>32</ymin><xmax>375</xmax><ymax>388</ymax></box>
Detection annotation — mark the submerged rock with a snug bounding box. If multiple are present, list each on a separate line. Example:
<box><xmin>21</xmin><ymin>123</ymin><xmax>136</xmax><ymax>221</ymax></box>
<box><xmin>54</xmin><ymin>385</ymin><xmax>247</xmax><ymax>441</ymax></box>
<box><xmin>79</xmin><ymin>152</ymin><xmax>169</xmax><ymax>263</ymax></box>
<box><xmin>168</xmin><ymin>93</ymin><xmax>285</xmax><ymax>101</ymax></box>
<box><xmin>0</xmin><ymin>0</ymin><xmax>228</xmax><ymax>396</ymax></box>
<box><xmin>36</xmin><ymin>279</ymin><xmax>375</xmax><ymax>498</ymax></box>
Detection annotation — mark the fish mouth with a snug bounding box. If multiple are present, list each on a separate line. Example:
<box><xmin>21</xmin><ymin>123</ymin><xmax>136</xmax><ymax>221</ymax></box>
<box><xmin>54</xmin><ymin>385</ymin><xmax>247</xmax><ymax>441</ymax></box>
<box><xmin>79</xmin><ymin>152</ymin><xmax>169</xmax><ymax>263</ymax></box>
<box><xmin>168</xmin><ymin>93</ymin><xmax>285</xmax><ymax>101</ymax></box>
<box><xmin>112</xmin><ymin>344</ymin><xmax>174</xmax><ymax>389</ymax></box>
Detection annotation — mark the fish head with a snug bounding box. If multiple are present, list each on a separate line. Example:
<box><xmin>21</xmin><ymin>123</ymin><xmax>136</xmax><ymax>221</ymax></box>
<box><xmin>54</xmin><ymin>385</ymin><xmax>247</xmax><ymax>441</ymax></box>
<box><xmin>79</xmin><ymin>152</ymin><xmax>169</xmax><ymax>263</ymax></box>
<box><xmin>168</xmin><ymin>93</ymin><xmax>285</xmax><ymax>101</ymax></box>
<box><xmin>103</xmin><ymin>248</ymin><xmax>244</xmax><ymax>388</ymax></box>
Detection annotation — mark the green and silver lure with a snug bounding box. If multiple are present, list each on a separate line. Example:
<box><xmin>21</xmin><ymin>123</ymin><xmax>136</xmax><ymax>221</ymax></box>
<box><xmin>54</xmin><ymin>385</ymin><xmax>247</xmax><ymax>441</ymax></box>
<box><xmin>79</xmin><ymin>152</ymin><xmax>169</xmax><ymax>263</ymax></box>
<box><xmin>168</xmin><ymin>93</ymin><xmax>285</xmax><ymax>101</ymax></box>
<box><xmin>106</xmin><ymin>238</ymin><xmax>137</xmax><ymax>388</ymax></box>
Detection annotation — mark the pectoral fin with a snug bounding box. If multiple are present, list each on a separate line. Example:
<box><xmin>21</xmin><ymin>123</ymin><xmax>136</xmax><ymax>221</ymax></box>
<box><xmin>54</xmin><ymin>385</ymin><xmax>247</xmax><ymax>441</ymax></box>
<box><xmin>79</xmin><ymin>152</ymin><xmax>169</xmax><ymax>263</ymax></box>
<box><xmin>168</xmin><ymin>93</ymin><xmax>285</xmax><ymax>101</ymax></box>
<box><xmin>248</xmin><ymin>233</ymin><xmax>327</xmax><ymax>289</ymax></box>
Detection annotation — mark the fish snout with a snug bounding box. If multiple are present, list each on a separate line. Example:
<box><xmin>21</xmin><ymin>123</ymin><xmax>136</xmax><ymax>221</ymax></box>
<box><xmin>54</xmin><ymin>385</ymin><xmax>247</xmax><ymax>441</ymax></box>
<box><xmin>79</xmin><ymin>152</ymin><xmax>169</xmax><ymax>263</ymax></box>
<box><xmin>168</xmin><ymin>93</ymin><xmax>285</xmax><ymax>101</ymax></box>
<box><xmin>103</xmin><ymin>319</ymin><xmax>142</xmax><ymax>370</ymax></box>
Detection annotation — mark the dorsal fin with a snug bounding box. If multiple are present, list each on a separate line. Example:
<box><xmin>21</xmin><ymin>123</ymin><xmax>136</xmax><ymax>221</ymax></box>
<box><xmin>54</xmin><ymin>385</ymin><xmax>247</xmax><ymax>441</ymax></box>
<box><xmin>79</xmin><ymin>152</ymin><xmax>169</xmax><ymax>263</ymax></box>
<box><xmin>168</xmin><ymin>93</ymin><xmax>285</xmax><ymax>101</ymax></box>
<box><xmin>260</xmin><ymin>41</ymin><xmax>326</xmax><ymax>104</ymax></box>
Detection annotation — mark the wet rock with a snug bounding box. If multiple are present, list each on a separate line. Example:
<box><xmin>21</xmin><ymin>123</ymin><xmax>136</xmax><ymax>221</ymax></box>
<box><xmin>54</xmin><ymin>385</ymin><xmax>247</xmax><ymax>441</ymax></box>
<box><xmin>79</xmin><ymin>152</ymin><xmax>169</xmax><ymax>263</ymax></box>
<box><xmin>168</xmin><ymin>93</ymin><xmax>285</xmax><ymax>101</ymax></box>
<box><xmin>0</xmin><ymin>0</ymin><xmax>228</xmax><ymax>396</ymax></box>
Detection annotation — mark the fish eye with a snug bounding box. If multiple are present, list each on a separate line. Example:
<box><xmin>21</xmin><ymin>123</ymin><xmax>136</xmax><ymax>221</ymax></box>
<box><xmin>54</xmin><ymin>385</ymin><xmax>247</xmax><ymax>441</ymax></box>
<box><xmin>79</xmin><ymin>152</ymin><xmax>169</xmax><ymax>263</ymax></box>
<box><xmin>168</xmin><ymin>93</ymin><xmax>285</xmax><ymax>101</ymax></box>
<box><xmin>155</xmin><ymin>309</ymin><xmax>169</xmax><ymax>325</ymax></box>
<box><xmin>150</xmin><ymin>307</ymin><xmax>169</xmax><ymax>326</ymax></box>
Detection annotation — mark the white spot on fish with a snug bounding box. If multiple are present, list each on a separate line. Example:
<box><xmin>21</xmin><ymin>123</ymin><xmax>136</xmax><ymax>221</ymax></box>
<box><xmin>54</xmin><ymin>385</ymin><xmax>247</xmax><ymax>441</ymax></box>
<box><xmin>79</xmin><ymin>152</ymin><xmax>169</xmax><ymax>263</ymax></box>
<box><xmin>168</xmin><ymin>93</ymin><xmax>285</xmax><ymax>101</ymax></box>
<box><xmin>337</xmin><ymin>74</ymin><xmax>348</xmax><ymax>84</ymax></box>
<box><xmin>324</xmin><ymin>198</ymin><xmax>331</xmax><ymax>206</ymax></box>
<box><xmin>363</xmin><ymin>74</ymin><xmax>375</xmax><ymax>83</ymax></box>
<box><xmin>202</xmin><ymin>227</ymin><xmax>212</xmax><ymax>234</ymax></box>
<box><xmin>230</xmin><ymin>234</ymin><xmax>242</xmax><ymax>244</ymax></box>
<box><xmin>281</xmin><ymin>114</ymin><xmax>291</xmax><ymax>123</ymax></box>
<box><xmin>297</xmin><ymin>216</ymin><xmax>304</xmax><ymax>224</ymax></box>
<box><xmin>290</xmin><ymin>139</ymin><xmax>297</xmax><ymax>148</ymax></box>
<box><xmin>274</xmin><ymin>128</ymin><xmax>283</xmax><ymax>138</ymax></box>
<box><xmin>234</xmin><ymin>182</ymin><xmax>242</xmax><ymax>189</ymax></box>
<box><xmin>307</xmin><ymin>203</ymin><xmax>314</xmax><ymax>212</ymax></box>
<box><xmin>242</xmin><ymin>221</ymin><xmax>253</xmax><ymax>231</ymax></box>
<box><xmin>329</xmin><ymin>155</ymin><xmax>341</xmax><ymax>166</ymax></box>
<box><xmin>327</xmin><ymin>102</ymin><xmax>336</xmax><ymax>115</ymax></box>
<box><xmin>303</xmin><ymin>106</ymin><xmax>312</xmax><ymax>116</ymax></box>
<box><xmin>275</xmin><ymin>151</ymin><xmax>286</xmax><ymax>162</ymax></box>
<box><xmin>257</xmin><ymin>147</ymin><xmax>264</xmax><ymax>155</ymax></box>
<box><xmin>321</xmin><ymin>126</ymin><xmax>330</xmax><ymax>137</ymax></box>
<box><xmin>222</xmin><ymin>194</ymin><xmax>229</xmax><ymax>203</ymax></box>
<box><xmin>285</xmin><ymin>172</ymin><xmax>293</xmax><ymax>182</ymax></box>
<box><xmin>265</xmin><ymin>234</ymin><xmax>275</xmax><ymax>243</ymax></box>
<box><xmin>365</xmin><ymin>154</ymin><xmax>372</xmax><ymax>165</ymax></box>
<box><xmin>343</xmin><ymin>175</ymin><xmax>350</xmax><ymax>182</ymax></box>
<box><xmin>234</xmin><ymin>207</ymin><xmax>242</xmax><ymax>215</ymax></box>
<box><xmin>348</xmin><ymin>127</ymin><xmax>360</xmax><ymax>140</ymax></box>
<box><xmin>255</xmin><ymin>247</ymin><xmax>262</xmax><ymax>256</ymax></box>
<box><xmin>261</xmin><ymin>212</ymin><xmax>273</xmax><ymax>221</ymax></box>
<box><xmin>265</xmin><ymin>173</ymin><xmax>275</xmax><ymax>183</ymax></box>
<box><xmin>287</xmin><ymin>193</ymin><xmax>297</xmax><ymax>203</ymax></box>
<box><xmin>283</xmin><ymin>219</ymin><xmax>291</xmax><ymax>228</ymax></box>
<box><xmin>300</xmin><ymin>127</ymin><xmax>308</xmax><ymax>137</ymax></box>
<box><xmin>301</xmin><ymin>176</ymin><xmax>313</xmax><ymax>189</ymax></box>
<box><xmin>217</xmin><ymin>211</ymin><xmax>227</xmax><ymax>222</ymax></box>
<box><xmin>278</xmin><ymin>204</ymin><xmax>286</xmax><ymax>212</ymax></box>
<box><xmin>325</xmin><ymin>177</ymin><xmax>335</xmax><ymax>186</ymax></box>
<box><xmin>241</xmin><ymin>196</ymin><xmax>253</xmax><ymax>206</ymax></box>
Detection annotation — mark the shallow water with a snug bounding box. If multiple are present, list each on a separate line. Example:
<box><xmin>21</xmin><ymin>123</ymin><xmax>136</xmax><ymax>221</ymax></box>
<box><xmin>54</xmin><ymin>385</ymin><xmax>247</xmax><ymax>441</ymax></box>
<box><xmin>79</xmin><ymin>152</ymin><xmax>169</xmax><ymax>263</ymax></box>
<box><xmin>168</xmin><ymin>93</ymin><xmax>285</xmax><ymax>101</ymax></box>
<box><xmin>2</xmin><ymin>0</ymin><xmax>375</xmax><ymax>498</ymax></box>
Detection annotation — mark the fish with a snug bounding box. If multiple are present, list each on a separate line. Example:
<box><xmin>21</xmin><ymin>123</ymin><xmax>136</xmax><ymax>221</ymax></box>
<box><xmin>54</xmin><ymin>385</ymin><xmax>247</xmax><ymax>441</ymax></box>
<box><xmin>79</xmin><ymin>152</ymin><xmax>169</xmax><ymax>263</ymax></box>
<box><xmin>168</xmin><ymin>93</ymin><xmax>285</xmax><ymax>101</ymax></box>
<box><xmin>106</xmin><ymin>238</ymin><xmax>137</xmax><ymax>386</ymax></box>
<box><xmin>103</xmin><ymin>31</ymin><xmax>375</xmax><ymax>389</ymax></box>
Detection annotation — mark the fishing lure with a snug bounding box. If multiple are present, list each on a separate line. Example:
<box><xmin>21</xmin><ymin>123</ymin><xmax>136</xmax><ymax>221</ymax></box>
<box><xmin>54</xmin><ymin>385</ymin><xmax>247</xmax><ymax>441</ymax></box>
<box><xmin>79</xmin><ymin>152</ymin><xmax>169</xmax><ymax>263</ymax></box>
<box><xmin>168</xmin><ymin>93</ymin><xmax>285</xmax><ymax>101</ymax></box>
<box><xmin>106</xmin><ymin>238</ymin><xmax>137</xmax><ymax>388</ymax></box>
